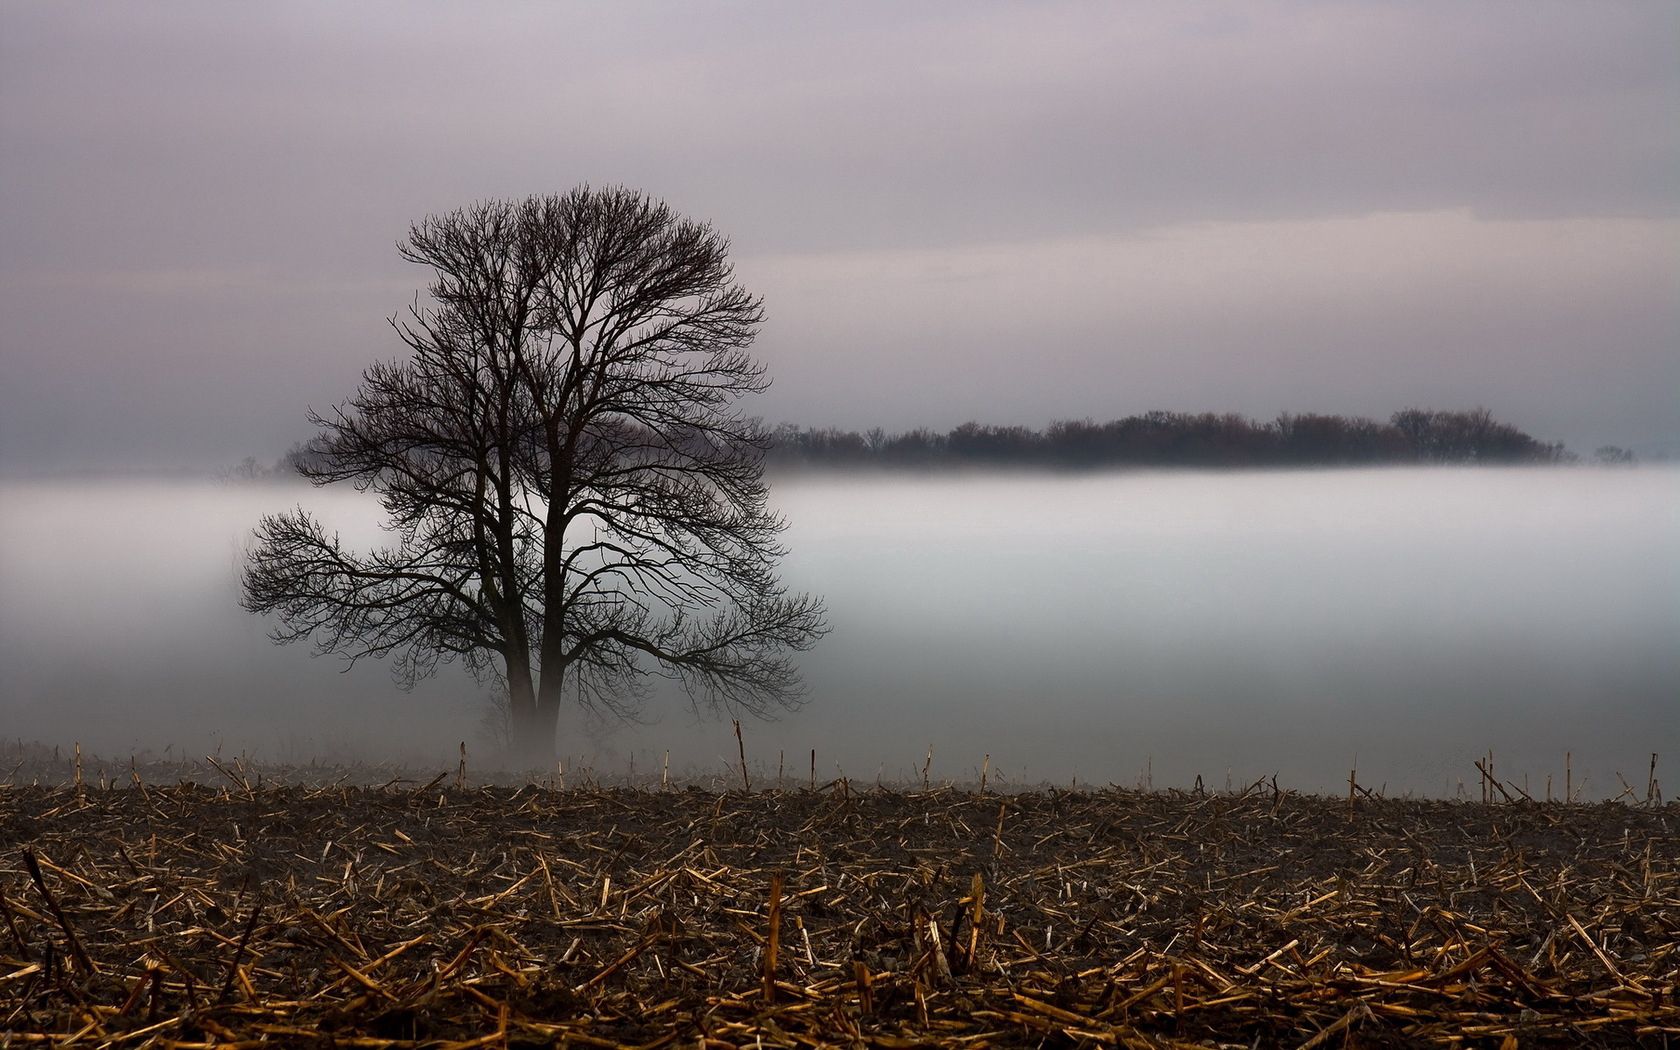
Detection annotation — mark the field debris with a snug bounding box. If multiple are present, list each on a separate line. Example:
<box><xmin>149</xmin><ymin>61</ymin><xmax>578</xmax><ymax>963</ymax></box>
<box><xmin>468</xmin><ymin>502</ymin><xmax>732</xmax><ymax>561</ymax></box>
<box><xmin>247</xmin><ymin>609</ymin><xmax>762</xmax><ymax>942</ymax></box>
<box><xmin>2</xmin><ymin>773</ymin><xmax>1677</xmax><ymax>1047</ymax></box>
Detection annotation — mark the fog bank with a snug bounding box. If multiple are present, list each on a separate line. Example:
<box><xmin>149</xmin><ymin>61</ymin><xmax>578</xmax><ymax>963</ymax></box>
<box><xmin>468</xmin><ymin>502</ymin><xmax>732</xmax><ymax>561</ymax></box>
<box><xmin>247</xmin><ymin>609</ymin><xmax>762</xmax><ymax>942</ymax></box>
<box><xmin>1</xmin><ymin>468</ymin><xmax>1674</xmax><ymax>795</ymax></box>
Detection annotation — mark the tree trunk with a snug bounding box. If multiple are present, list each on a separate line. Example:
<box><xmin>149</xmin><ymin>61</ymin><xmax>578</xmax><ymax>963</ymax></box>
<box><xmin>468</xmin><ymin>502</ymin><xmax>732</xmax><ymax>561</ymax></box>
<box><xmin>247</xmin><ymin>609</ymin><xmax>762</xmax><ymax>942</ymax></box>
<box><xmin>505</xmin><ymin>659</ymin><xmax>551</xmax><ymax>770</ymax></box>
<box><xmin>522</xmin><ymin>666</ymin><xmax>568</xmax><ymax>771</ymax></box>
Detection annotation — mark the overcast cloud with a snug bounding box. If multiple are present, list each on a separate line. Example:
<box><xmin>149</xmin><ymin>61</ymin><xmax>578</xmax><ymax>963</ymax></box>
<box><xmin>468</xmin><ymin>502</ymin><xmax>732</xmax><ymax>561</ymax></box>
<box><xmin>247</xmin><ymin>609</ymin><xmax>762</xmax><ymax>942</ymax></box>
<box><xmin>2</xmin><ymin>1</ymin><xmax>1676</xmax><ymax>469</ymax></box>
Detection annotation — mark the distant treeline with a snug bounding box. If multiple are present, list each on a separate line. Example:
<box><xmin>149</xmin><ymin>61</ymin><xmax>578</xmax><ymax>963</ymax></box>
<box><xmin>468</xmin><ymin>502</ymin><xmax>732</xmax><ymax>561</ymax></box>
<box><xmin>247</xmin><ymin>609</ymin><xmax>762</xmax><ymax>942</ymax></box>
<box><xmin>234</xmin><ymin>407</ymin><xmax>1599</xmax><ymax>482</ymax></box>
<box><xmin>768</xmin><ymin>408</ymin><xmax>1575</xmax><ymax>469</ymax></box>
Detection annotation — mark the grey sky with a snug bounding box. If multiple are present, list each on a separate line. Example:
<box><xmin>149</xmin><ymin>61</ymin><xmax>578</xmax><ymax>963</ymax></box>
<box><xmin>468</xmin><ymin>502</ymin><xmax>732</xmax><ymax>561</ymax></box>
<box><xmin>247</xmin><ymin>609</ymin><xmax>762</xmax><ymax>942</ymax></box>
<box><xmin>2</xmin><ymin>1</ymin><xmax>1676</xmax><ymax>470</ymax></box>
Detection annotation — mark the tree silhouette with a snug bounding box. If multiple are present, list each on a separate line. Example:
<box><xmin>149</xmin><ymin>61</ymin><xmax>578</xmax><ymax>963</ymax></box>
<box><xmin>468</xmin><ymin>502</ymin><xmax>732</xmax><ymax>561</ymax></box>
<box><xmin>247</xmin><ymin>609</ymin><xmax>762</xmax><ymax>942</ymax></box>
<box><xmin>243</xmin><ymin>188</ymin><xmax>826</xmax><ymax>765</ymax></box>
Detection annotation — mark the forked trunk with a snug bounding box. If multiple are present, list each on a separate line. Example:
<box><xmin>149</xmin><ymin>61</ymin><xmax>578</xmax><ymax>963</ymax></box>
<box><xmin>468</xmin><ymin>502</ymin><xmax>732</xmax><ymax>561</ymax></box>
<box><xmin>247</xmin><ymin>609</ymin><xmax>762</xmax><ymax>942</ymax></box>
<box><xmin>505</xmin><ymin>660</ymin><xmax>554</xmax><ymax>770</ymax></box>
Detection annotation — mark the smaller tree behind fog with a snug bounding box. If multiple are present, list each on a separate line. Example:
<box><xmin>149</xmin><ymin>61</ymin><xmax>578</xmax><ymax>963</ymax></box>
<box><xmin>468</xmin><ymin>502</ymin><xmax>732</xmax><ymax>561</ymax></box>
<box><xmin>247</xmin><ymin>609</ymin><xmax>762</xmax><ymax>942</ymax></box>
<box><xmin>242</xmin><ymin>187</ymin><xmax>827</xmax><ymax>766</ymax></box>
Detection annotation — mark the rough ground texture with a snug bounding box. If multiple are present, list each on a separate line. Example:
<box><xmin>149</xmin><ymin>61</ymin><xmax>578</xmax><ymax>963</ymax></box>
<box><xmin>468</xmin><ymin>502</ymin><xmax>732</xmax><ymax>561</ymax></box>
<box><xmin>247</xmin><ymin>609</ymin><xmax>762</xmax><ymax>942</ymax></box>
<box><xmin>1</xmin><ymin>777</ymin><xmax>1676</xmax><ymax>1048</ymax></box>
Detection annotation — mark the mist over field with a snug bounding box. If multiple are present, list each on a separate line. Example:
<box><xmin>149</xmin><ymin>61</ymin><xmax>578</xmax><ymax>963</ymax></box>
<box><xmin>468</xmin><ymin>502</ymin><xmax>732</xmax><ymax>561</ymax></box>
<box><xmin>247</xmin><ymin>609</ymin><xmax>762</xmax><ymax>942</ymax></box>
<box><xmin>3</xmin><ymin>468</ymin><xmax>1673</xmax><ymax>795</ymax></box>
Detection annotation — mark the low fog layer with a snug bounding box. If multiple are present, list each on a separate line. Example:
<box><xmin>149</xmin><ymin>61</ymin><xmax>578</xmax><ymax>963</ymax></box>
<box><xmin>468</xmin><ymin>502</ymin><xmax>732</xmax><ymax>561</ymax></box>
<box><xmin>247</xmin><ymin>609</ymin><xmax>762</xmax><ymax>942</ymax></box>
<box><xmin>2</xmin><ymin>469</ymin><xmax>1674</xmax><ymax>795</ymax></box>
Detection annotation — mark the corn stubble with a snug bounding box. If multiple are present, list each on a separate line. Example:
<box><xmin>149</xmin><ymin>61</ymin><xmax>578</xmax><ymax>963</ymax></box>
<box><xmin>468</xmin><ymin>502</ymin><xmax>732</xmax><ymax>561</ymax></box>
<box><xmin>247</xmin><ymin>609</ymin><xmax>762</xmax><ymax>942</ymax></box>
<box><xmin>2</xmin><ymin>775</ymin><xmax>1676</xmax><ymax>1047</ymax></box>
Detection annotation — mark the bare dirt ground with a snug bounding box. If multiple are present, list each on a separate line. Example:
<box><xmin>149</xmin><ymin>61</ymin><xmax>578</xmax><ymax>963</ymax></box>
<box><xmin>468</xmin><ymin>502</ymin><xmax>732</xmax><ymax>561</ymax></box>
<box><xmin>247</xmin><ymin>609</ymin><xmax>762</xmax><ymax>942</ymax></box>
<box><xmin>2</xmin><ymin>761</ymin><xmax>1676</xmax><ymax>1047</ymax></box>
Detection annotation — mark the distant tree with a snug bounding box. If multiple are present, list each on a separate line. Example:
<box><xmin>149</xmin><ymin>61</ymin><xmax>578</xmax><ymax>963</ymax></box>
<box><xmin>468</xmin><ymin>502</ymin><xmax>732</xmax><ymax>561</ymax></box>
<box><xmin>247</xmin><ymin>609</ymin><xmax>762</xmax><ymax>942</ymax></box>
<box><xmin>948</xmin><ymin>421</ymin><xmax>1038</xmax><ymax>462</ymax></box>
<box><xmin>243</xmin><ymin>188</ymin><xmax>827</xmax><ymax>766</ymax></box>
<box><xmin>1389</xmin><ymin>406</ymin><xmax>1563</xmax><ymax>464</ymax></box>
<box><xmin>224</xmin><ymin>456</ymin><xmax>266</xmax><ymax>482</ymax></box>
<box><xmin>1389</xmin><ymin>408</ymin><xmax>1441</xmax><ymax>462</ymax></box>
<box><xmin>275</xmin><ymin>441</ymin><xmax>325</xmax><ymax>476</ymax></box>
<box><xmin>1594</xmin><ymin>445</ymin><xmax>1637</xmax><ymax>466</ymax></box>
<box><xmin>1275</xmin><ymin>412</ymin><xmax>1398</xmax><ymax>464</ymax></box>
<box><xmin>1044</xmin><ymin>419</ymin><xmax>1104</xmax><ymax>465</ymax></box>
<box><xmin>882</xmin><ymin>427</ymin><xmax>947</xmax><ymax>464</ymax></box>
<box><xmin>220</xmin><ymin>451</ymin><xmax>298</xmax><ymax>483</ymax></box>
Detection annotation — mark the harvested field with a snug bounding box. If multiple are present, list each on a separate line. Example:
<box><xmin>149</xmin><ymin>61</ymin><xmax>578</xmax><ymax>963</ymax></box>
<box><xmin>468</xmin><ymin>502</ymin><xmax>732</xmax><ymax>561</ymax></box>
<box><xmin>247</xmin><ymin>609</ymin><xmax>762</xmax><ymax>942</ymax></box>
<box><xmin>2</xmin><ymin>775</ymin><xmax>1677</xmax><ymax>1048</ymax></box>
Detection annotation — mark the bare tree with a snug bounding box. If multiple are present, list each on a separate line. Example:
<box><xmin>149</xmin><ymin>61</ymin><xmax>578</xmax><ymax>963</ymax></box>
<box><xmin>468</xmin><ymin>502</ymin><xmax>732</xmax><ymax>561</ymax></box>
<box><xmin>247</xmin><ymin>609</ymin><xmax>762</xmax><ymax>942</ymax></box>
<box><xmin>243</xmin><ymin>188</ymin><xmax>827</xmax><ymax>766</ymax></box>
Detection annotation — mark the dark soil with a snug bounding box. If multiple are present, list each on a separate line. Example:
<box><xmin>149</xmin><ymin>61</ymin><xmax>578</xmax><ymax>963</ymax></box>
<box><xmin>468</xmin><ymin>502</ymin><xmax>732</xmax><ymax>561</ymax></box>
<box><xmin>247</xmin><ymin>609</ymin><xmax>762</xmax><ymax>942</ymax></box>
<box><xmin>2</xmin><ymin>777</ymin><xmax>1676</xmax><ymax>1047</ymax></box>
